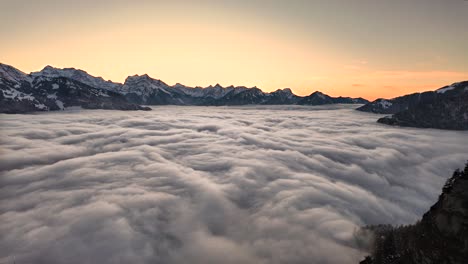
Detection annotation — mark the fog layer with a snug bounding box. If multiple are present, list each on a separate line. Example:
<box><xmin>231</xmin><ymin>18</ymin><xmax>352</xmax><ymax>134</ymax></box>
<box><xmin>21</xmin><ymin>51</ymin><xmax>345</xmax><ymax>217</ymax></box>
<box><xmin>1</xmin><ymin>105</ymin><xmax>467</xmax><ymax>264</ymax></box>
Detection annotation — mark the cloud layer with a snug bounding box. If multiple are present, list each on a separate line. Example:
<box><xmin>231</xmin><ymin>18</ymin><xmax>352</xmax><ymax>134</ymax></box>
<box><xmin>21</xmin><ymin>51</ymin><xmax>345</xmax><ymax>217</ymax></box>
<box><xmin>1</xmin><ymin>105</ymin><xmax>467</xmax><ymax>264</ymax></box>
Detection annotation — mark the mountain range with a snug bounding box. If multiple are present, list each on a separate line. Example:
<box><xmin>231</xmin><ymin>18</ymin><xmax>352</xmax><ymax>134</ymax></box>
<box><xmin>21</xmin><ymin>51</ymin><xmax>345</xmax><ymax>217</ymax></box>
<box><xmin>0</xmin><ymin>64</ymin><xmax>151</xmax><ymax>113</ymax></box>
<box><xmin>357</xmin><ymin>81</ymin><xmax>468</xmax><ymax>130</ymax></box>
<box><xmin>0</xmin><ymin>63</ymin><xmax>368</xmax><ymax>113</ymax></box>
<box><xmin>3</xmin><ymin>62</ymin><xmax>466</xmax><ymax>130</ymax></box>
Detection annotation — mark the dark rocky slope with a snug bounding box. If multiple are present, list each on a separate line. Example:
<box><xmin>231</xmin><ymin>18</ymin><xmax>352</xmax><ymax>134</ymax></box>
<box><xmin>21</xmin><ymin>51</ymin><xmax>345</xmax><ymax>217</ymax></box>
<box><xmin>356</xmin><ymin>81</ymin><xmax>468</xmax><ymax>114</ymax></box>
<box><xmin>356</xmin><ymin>81</ymin><xmax>468</xmax><ymax>130</ymax></box>
<box><xmin>377</xmin><ymin>92</ymin><xmax>468</xmax><ymax>130</ymax></box>
<box><xmin>360</xmin><ymin>162</ymin><xmax>468</xmax><ymax>264</ymax></box>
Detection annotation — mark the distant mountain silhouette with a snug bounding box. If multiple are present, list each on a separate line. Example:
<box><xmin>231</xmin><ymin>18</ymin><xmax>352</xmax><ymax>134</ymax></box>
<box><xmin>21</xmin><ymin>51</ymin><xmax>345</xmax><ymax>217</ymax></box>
<box><xmin>0</xmin><ymin>63</ymin><xmax>368</xmax><ymax>113</ymax></box>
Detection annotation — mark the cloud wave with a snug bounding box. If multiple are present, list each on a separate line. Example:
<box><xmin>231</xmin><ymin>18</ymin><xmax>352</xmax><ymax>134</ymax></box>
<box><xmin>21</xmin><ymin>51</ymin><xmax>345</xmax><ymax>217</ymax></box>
<box><xmin>1</xmin><ymin>105</ymin><xmax>467</xmax><ymax>264</ymax></box>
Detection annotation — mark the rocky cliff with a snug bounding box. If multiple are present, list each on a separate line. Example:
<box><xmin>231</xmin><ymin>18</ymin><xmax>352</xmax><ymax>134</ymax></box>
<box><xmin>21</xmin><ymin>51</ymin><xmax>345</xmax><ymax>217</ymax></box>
<box><xmin>360</xmin><ymin>162</ymin><xmax>468</xmax><ymax>264</ymax></box>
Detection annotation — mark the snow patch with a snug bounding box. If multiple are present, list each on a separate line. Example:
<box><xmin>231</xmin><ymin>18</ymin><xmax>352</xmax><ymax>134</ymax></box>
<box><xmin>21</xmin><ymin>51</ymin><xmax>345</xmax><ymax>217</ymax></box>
<box><xmin>55</xmin><ymin>100</ymin><xmax>64</xmax><ymax>109</ymax></box>
<box><xmin>2</xmin><ymin>88</ymin><xmax>35</xmax><ymax>101</ymax></box>
<box><xmin>35</xmin><ymin>103</ymin><xmax>47</xmax><ymax>110</ymax></box>
<box><xmin>436</xmin><ymin>85</ymin><xmax>455</xmax><ymax>94</ymax></box>
<box><xmin>378</xmin><ymin>100</ymin><xmax>393</xmax><ymax>109</ymax></box>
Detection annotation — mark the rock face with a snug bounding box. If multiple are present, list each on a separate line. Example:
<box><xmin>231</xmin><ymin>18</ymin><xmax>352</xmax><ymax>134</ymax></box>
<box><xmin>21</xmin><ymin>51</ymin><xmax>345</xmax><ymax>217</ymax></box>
<box><xmin>0</xmin><ymin>63</ymin><xmax>150</xmax><ymax>113</ymax></box>
<box><xmin>118</xmin><ymin>74</ymin><xmax>368</xmax><ymax>106</ymax></box>
<box><xmin>1</xmin><ymin>62</ymin><xmax>369</xmax><ymax>113</ymax></box>
<box><xmin>360</xmin><ymin>162</ymin><xmax>468</xmax><ymax>264</ymax></box>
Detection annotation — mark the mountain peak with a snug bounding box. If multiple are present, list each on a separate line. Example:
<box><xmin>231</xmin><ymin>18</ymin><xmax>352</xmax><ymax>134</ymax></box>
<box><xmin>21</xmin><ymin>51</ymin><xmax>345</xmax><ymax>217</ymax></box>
<box><xmin>173</xmin><ymin>82</ymin><xmax>190</xmax><ymax>89</ymax></box>
<box><xmin>121</xmin><ymin>73</ymin><xmax>171</xmax><ymax>97</ymax></box>
<box><xmin>125</xmin><ymin>74</ymin><xmax>155</xmax><ymax>83</ymax></box>
<box><xmin>280</xmin><ymin>88</ymin><xmax>293</xmax><ymax>94</ymax></box>
<box><xmin>42</xmin><ymin>65</ymin><xmax>55</xmax><ymax>71</ymax></box>
<box><xmin>0</xmin><ymin>62</ymin><xmax>32</xmax><ymax>84</ymax></box>
<box><xmin>31</xmin><ymin>65</ymin><xmax>121</xmax><ymax>90</ymax></box>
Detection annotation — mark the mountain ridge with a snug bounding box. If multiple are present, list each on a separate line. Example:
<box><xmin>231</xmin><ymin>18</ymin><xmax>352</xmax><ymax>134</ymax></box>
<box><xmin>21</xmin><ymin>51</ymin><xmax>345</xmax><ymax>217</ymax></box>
<box><xmin>0</xmin><ymin>63</ymin><xmax>369</xmax><ymax>113</ymax></box>
<box><xmin>356</xmin><ymin>81</ymin><xmax>468</xmax><ymax>130</ymax></box>
<box><xmin>356</xmin><ymin>81</ymin><xmax>468</xmax><ymax>114</ymax></box>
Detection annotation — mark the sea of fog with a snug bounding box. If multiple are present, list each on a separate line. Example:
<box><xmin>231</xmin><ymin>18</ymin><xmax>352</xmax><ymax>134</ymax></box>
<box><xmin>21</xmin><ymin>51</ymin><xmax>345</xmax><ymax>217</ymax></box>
<box><xmin>1</xmin><ymin>105</ymin><xmax>467</xmax><ymax>264</ymax></box>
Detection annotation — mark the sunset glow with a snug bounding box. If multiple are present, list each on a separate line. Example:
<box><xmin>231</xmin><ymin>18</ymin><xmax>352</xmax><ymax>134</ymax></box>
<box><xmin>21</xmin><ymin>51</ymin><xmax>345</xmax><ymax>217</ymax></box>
<box><xmin>1</xmin><ymin>0</ymin><xmax>467</xmax><ymax>100</ymax></box>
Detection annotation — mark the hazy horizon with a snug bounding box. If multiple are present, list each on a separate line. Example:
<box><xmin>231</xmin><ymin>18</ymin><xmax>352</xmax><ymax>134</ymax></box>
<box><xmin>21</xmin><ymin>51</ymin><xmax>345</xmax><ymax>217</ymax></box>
<box><xmin>1</xmin><ymin>0</ymin><xmax>468</xmax><ymax>100</ymax></box>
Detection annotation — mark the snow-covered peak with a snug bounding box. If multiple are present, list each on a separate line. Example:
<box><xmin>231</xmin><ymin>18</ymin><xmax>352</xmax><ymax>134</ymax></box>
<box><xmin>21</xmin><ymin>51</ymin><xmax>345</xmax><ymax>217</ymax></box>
<box><xmin>0</xmin><ymin>63</ymin><xmax>32</xmax><ymax>84</ymax></box>
<box><xmin>31</xmin><ymin>65</ymin><xmax>121</xmax><ymax>90</ymax></box>
<box><xmin>275</xmin><ymin>88</ymin><xmax>294</xmax><ymax>95</ymax></box>
<box><xmin>173</xmin><ymin>83</ymin><xmax>189</xmax><ymax>89</ymax></box>
<box><xmin>120</xmin><ymin>74</ymin><xmax>171</xmax><ymax>97</ymax></box>
<box><xmin>124</xmin><ymin>74</ymin><xmax>169</xmax><ymax>87</ymax></box>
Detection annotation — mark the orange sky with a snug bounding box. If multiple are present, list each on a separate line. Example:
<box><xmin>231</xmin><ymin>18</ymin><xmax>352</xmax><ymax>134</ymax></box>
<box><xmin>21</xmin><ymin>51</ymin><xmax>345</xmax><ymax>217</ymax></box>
<box><xmin>1</xmin><ymin>0</ymin><xmax>467</xmax><ymax>100</ymax></box>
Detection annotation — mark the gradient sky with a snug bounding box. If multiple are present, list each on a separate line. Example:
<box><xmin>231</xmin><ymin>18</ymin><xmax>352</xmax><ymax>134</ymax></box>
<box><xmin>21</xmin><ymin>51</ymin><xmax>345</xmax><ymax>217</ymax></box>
<box><xmin>1</xmin><ymin>0</ymin><xmax>467</xmax><ymax>100</ymax></box>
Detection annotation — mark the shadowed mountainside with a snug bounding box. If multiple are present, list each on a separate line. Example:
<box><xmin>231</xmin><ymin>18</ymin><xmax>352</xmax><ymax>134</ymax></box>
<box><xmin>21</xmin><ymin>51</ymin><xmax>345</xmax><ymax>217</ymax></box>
<box><xmin>357</xmin><ymin>81</ymin><xmax>468</xmax><ymax>130</ymax></box>
<box><xmin>360</xmin><ymin>162</ymin><xmax>468</xmax><ymax>264</ymax></box>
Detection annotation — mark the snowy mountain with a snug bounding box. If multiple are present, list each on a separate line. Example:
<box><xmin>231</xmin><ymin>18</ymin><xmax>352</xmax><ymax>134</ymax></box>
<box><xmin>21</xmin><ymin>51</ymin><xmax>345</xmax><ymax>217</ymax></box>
<box><xmin>118</xmin><ymin>73</ymin><xmax>367</xmax><ymax>106</ymax></box>
<box><xmin>356</xmin><ymin>81</ymin><xmax>468</xmax><ymax>114</ymax></box>
<box><xmin>31</xmin><ymin>65</ymin><xmax>121</xmax><ymax>91</ymax></box>
<box><xmin>377</xmin><ymin>91</ymin><xmax>468</xmax><ymax>130</ymax></box>
<box><xmin>117</xmin><ymin>75</ymin><xmax>250</xmax><ymax>105</ymax></box>
<box><xmin>0</xmin><ymin>63</ymin><xmax>32</xmax><ymax>84</ymax></box>
<box><xmin>177</xmin><ymin>84</ymin><xmax>249</xmax><ymax>99</ymax></box>
<box><xmin>355</xmin><ymin>81</ymin><xmax>468</xmax><ymax>130</ymax></box>
<box><xmin>1</xmin><ymin>62</ymin><xmax>369</xmax><ymax>113</ymax></box>
<box><xmin>0</xmin><ymin>64</ymin><xmax>150</xmax><ymax>113</ymax></box>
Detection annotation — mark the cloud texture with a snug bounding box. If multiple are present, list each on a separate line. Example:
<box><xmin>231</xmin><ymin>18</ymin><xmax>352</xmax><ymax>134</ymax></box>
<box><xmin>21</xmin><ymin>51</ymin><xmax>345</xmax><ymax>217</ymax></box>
<box><xmin>1</xmin><ymin>105</ymin><xmax>467</xmax><ymax>264</ymax></box>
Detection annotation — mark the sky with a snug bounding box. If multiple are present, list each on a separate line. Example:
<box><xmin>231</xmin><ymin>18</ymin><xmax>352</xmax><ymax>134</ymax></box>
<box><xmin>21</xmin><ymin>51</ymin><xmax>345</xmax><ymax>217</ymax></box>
<box><xmin>1</xmin><ymin>0</ymin><xmax>467</xmax><ymax>100</ymax></box>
